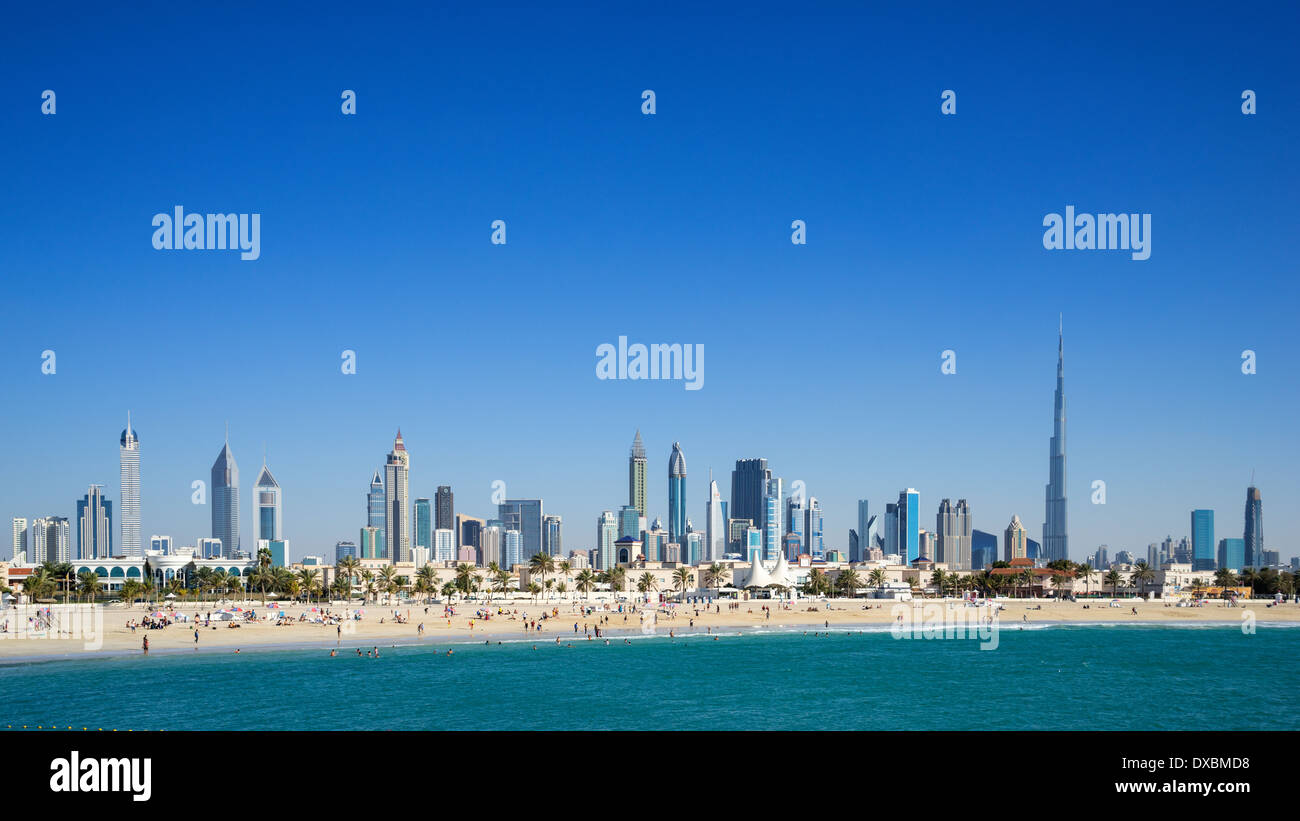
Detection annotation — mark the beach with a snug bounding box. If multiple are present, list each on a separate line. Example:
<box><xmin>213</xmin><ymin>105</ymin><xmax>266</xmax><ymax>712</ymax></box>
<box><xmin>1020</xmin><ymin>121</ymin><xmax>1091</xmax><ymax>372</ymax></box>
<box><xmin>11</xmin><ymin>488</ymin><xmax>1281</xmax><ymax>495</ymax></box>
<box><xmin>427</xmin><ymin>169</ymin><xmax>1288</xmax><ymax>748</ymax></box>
<box><xmin>2</xmin><ymin>595</ymin><xmax>1295</xmax><ymax>660</ymax></box>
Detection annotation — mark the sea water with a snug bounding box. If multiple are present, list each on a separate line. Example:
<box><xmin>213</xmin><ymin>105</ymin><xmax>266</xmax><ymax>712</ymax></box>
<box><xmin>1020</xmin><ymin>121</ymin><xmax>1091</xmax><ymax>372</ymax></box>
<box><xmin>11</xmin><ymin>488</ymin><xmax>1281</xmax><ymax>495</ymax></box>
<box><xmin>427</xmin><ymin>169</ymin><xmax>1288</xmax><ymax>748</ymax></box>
<box><xmin>1</xmin><ymin>624</ymin><xmax>1295</xmax><ymax>731</ymax></box>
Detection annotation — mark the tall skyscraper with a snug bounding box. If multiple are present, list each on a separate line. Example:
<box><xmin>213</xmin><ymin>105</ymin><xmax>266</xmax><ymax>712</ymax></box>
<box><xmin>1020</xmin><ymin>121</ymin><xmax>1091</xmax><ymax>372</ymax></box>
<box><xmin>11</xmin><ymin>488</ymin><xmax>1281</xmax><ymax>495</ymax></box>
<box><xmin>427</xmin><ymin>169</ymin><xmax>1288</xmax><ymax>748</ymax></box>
<box><xmin>1244</xmin><ymin>486</ymin><xmax>1263</xmax><ymax>568</ymax></box>
<box><xmin>11</xmin><ymin>517</ymin><xmax>26</xmax><ymax>562</ymax></box>
<box><xmin>898</xmin><ymin>489</ymin><xmax>919</xmax><ymax>564</ymax></box>
<box><xmin>254</xmin><ymin>460</ymin><xmax>282</xmax><ymax>543</ymax></box>
<box><xmin>805</xmin><ymin>496</ymin><xmax>824</xmax><ymax>560</ymax></box>
<box><xmin>76</xmin><ymin>484</ymin><xmax>112</xmax><ymax>560</ymax></box>
<box><xmin>786</xmin><ymin>495</ymin><xmax>807</xmax><ymax>560</ymax></box>
<box><xmin>435</xmin><ymin>486</ymin><xmax>454</xmax><ymax>534</ymax></box>
<box><xmin>335</xmin><ymin>540</ymin><xmax>358</xmax><ymax>563</ymax></box>
<box><xmin>763</xmin><ymin>477</ymin><xmax>783</xmax><ymax>561</ymax></box>
<box><xmin>668</xmin><ymin>442</ymin><xmax>687</xmax><ymax>546</ymax></box>
<box><xmin>456</xmin><ymin>515</ymin><xmax>485</xmax><ymax>557</ymax></box>
<box><xmin>731</xmin><ymin>458</ymin><xmax>770</xmax><ymax>541</ymax></box>
<box><xmin>367</xmin><ymin>470</ymin><xmax>386</xmax><ymax>558</ymax></box>
<box><xmin>498</xmin><ymin>499</ymin><xmax>544</xmax><ymax>557</ymax></box>
<box><xmin>706</xmin><ymin>473</ymin><xmax>725</xmax><ymax>563</ymax></box>
<box><xmin>1218</xmin><ymin>537</ymin><xmax>1245</xmax><ymax>571</ymax></box>
<box><xmin>434</xmin><ymin>528</ymin><xmax>455</xmax><ymax>562</ymax></box>
<box><xmin>629</xmin><ymin>430</ymin><xmax>647</xmax><ymax>517</ymax></box>
<box><xmin>480</xmin><ymin>524</ymin><xmax>502</xmax><ymax>567</ymax></box>
<box><xmin>1004</xmin><ymin>515</ymin><xmax>1027</xmax><ymax>561</ymax></box>
<box><xmin>618</xmin><ymin>504</ymin><xmax>641</xmax><ymax>540</ymax></box>
<box><xmin>971</xmin><ymin>530</ymin><xmax>998</xmax><ymax>570</ymax></box>
<box><xmin>29</xmin><ymin>516</ymin><xmax>71</xmax><ymax>564</ymax></box>
<box><xmin>936</xmin><ymin>498</ymin><xmax>972</xmax><ymax>570</ymax></box>
<box><xmin>542</xmin><ymin>514</ymin><xmax>563</xmax><ymax>557</ymax></box>
<box><xmin>118</xmin><ymin>413</ymin><xmax>141</xmax><ymax>557</ymax></box>
<box><xmin>1043</xmin><ymin>320</ymin><xmax>1069</xmax><ymax>562</ymax></box>
<box><xmin>854</xmin><ymin>500</ymin><xmax>870</xmax><ymax>563</ymax></box>
<box><xmin>384</xmin><ymin>430</ymin><xmax>410</xmax><ymax>564</ymax></box>
<box><xmin>211</xmin><ymin>432</ymin><xmax>240</xmax><ymax>558</ymax></box>
<box><xmin>414</xmin><ymin>498</ymin><xmax>433</xmax><ymax>554</ymax></box>
<box><xmin>596</xmin><ymin>510</ymin><xmax>618</xmax><ymax>571</ymax></box>
<box><xmin>884</xmin><ymin>503</ymin><xmax>899</xmax><ymax>557</ymax></box>
<box><xmin>1191</xmin><ymin>509</ymin><xmax>1215</xmax><ymax>571</ymax></box>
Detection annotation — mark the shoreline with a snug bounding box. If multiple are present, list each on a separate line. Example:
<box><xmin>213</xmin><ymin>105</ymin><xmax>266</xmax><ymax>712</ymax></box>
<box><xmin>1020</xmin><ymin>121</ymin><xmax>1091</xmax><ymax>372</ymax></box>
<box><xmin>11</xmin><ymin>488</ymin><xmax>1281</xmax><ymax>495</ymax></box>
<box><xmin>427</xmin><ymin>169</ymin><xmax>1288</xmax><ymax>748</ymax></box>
<box><xmin>0</xmin><ymin>608</ymin><xmax>1294</xmax><ymax>666</ymax></box>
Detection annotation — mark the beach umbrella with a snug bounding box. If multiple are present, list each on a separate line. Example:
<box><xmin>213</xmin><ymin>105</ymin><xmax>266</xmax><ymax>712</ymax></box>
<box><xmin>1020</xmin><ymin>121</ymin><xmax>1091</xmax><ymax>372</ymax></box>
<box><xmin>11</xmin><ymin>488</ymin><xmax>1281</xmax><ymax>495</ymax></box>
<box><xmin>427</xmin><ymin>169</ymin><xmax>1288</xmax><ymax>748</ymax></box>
<box><xmin>164</xmin><ymin>593</ymin><xmax>177</xmax><ymax>599</ymax></box>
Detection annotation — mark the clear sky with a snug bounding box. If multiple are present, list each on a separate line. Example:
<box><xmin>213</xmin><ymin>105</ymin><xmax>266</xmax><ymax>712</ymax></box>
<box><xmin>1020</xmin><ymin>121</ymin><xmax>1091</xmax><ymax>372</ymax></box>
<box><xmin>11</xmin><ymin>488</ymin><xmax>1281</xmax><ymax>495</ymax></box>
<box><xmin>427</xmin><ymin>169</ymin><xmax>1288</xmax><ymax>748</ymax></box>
<box><xmin>2</xmin><ymin>1</ymin><xmax>1297</xmax><ymax>563</ymax></box>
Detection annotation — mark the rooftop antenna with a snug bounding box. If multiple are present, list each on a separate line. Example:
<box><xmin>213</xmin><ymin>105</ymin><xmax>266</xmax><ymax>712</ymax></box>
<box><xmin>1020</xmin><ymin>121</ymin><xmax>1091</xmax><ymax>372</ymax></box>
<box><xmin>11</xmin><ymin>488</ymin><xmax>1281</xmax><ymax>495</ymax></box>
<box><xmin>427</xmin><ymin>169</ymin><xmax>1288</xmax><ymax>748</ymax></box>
<box><xmin>225</xmin><ymin>421</ymin><xmax>229</xmax><ymax>445</ymax></box>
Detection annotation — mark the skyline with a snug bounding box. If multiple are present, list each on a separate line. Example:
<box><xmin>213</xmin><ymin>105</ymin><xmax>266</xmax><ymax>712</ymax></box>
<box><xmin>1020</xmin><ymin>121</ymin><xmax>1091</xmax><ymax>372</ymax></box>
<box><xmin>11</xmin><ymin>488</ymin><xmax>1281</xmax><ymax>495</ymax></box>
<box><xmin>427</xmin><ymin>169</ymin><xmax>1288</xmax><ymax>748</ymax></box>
<box><xmin>2</xmin><ymin>3</ymin><xmax>1297</xmax><ymax>565</ymax></box>
<box><xmin>4</xmin><ymin>328</ymin><xmax>1292</xmax><ymax>567</ymax></box>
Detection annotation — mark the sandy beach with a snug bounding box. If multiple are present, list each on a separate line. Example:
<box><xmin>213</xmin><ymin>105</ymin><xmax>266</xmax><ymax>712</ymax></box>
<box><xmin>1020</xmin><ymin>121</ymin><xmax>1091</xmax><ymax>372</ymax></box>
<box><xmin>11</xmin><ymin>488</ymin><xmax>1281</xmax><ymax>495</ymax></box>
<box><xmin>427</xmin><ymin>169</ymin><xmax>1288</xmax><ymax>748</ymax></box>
<box><xmin>2</xmin><ymin>595</ymin><xmax>1296</xmax><ymax>660</ymax></box>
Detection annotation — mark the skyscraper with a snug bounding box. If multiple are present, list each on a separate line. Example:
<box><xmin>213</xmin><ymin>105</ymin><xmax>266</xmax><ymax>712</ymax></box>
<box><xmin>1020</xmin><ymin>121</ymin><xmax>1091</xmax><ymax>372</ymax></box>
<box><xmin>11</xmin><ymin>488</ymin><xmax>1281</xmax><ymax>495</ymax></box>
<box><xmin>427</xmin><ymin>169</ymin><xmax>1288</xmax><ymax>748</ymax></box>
<box><xmin>730</xmin><ymin>458</ymin><xmax>770</xmax><ymax>540</ymax></box>
<box><xmin>629</xmin><ymin>430</ymin><xmax>647</xmax><ymax>517</ymax></box>
<box><xmin>596</xmin><ymin>510</ymin><xmax>618</xmax><ymax>571</ymax></box>
<box><xmin>385</xmin><ymin>430</ymin><xmax>411</xmax><ymax>564</ymax></box>
<box><xmin>855</xmin><ymin>500</ymin><xmax>870</xmax><ymax>563</ymax></box>
<box><xmin>668</xmin><ymin>442</ymin><xmax>687</xmax><ymax>546</ymax></box>
<box><xmin>498</xmin><ymin>499</ymin><xmax>544</xmax><ymax>557</ymax></box>
<box><xmin>936</xmin><ymin>498</ymin><xmax>972</xmax><ymax>570</ymax></box>
<box><xmin>763</xmin><ymin>477</ymin><xmax>783</xmax><ymax>561</ymax></box>
<box><xmin>29</xmin><ymin>516</ymin><xmax>71</xmax><ymax>564</ymax></box>
<box><xmin>435</xmin><ymin>486</ymin><xmax>454</xmax><ymax>533</ymax></box>
<box><xmin>414</xmin><ymin>498</ymin><xmax>432</xmax><ymax>554</ymax></box>
<box><xmin>367</xmin><ymin>470</ymin><xmax>386</xmax><ymax>558</ymax></box>
<box><xmin>805</xmin><ymin>496</ymin><xmax>824</xmax><ymax>560</ymax></box>
<box><xmin>1043</xmin><ymin>320</ymin><xmax>1068</xmax><ymax>562</ymax></box>
<box><xmin>1191</xmin><ymin>509</ymin><xmax>1215</xmax><ymax>571</ymax></box>
<box><xmin>11</xmin><ymin>517</ymin><xmax>26</xmax><ymax>562</ymax></box>
<box><xmin>1004</xmin><ymin>515</ymin><xmax>1027</xmax><ymax>561</ymax></box>
<box><xmin>542</xmin><ymin>514</ymin><xmax>563</xmax><ymax>557</ymax></box>
<box><xmin>254</xmin><ymin>460</ymin><xmax>282</xmax><ymax>543</ymax></box>
<box><xmin>706</xmin><ymin>473</ymin><xmax>725</xmax><ymax>563</ymax></box>
<box><xmin>898</xmin><ymin>489</ymin><xmax>919</xmax><ymax>564</ymax></box>
<box><xmin>1218</xmin><ymin>537</ymin><xmax>1245</xmax><ymax>571</ymax></box>
<box><xmin>618</xmin><ymin>504</ymin><xmax>641</xmax><ymax>540</ymax></box>
<box><xmin>884</xmin><ymin>503</ymin><xmax>898</xmax><ymax>557</ymax></box>
<box><xmin>1244</xmin><ymin>486</ymin><xmax>1263</xmax><ymax>568</ymax></box>
<box><xmin>211</xmin><ymin>433</ymin><xmax>240</xmax><ymax>558</ymax></box>
<box><xmin>76</xmin><ymin>484</ymin><xmax>112</xmax><ymax>560</ymax></box>
<box><xmin>119</xmin><ymin>413</ymin><xmax>141</xmax><ymax>557</ymax></box>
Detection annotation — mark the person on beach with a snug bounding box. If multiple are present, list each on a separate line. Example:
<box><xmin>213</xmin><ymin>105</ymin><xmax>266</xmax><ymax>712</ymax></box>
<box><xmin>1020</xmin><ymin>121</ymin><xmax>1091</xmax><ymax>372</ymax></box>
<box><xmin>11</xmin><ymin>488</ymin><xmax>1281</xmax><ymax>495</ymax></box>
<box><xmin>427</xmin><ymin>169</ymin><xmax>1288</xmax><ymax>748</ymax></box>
<box><xmin>142</xmin><ymin>636</ymin><xmax>149</xmax><ymax>654</ymax></box>
<box><xmin>194</xmin><ymin>628</ymin><xmax>200</xmax><ymax>647</ymax></box>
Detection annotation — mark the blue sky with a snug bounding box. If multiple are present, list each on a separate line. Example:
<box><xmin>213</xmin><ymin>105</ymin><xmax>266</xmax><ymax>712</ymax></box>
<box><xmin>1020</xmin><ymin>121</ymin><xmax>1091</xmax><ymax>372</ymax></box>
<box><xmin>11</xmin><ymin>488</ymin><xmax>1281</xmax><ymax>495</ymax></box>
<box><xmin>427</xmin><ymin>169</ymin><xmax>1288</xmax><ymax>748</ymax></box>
<box><xmin>2</xmin><ymin>0</ymin><xmax>1297</xmax><ymax>563</ymax></box>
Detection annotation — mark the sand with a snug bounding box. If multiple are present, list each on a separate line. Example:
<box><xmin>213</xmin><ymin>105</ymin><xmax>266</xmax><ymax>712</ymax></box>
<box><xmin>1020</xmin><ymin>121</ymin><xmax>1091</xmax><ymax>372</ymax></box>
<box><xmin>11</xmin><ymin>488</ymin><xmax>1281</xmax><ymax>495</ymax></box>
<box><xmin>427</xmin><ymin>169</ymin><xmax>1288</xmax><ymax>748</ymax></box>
<box><xmin>1</xmin><ymin>595</ymin><xmax>1294</xmax><ymax>659</ymax></box>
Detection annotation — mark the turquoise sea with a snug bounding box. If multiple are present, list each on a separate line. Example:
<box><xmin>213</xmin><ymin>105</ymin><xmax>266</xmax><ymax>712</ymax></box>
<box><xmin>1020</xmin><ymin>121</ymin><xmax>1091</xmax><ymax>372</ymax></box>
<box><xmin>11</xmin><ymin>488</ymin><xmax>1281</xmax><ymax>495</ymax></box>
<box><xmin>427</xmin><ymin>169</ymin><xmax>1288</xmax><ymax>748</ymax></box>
<box><xmin>2</xmin><ymin>624</ymin><xmax>1296</xmax><ymax>731</ymax></box>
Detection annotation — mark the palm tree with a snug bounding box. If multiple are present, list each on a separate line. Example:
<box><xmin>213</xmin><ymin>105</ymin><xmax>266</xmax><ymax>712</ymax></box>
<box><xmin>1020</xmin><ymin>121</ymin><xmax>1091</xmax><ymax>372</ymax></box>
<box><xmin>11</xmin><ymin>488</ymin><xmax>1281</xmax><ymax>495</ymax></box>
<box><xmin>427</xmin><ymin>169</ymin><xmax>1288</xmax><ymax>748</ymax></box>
<box><xmin>296</xmin><ymin>568</ymin><xmax>321</xmax><ymax>604</ymax></box>
<box><xmin>484</xmin><ymin>562</ymin><xmax>503</xmax><ymax>600</ymax></box>
<box><xmin>1213</xmin><ymin>567</ymin><xmax>1238</xmax><ymax>591</ymax></box>
<box><xmin>636</xmin><ymin>572</ymin><xmax>658</xmax><ymax>594</ymax></box>
<box><xmin>416</xmin><ymin>565</ymin><xmax>438</xmax><ymax>604</ymax></box>
<box><xmin>377</xmin><ymin>566</ymin><xmax>399</xmax><ymax>604</ymax></box>
<box><xmin>337</xmin><ymin>556</ymin><xmax>361</xmax><ymax>601</ymax></box>
<box><xmin>77</xmin><ymin>571</ymin><xmax>102</xmax><ymax>603</ymax></box>
<box><xmin>1239</xmin><ymin>568</ymin><xmax>1260</xmax><ymax>597</ymax></box>
<box><xmin>605</xmin><ymin>566</ymin><xmax>627</xmax><ymax>594</ymax></box>
<box><xmin>868</xmin><ymin>567</ymin><xmax>887</xmax><ymax>593</ymax></box>
<box><xmin>529</xmin><ymin>553</ymin><xmax>555</xmax><ymax>598</ymax></box>
<box><xmin>574</xmin><ymin>569</ymin><xmax>597</xmax><ymax>599</ymax></box>
<box><xmin>330</xmin><ymin>576</ymin><xmax>351</xmax><ymax>601</ymax></box>
<box><xmin>672</xmin><ymin>567</ymin><xmax>694</xmax><ymax>597</ymax></box>
<box><xmin>440</xmin><ymin>580</ymin><xmax>458</xmax><ymax>601</ymax></box>
<box><xmin>929</xmin><ymin>569</ymin><xmax>945</xmax><ymax>598</ymax></box>
<box><xmin>119</xmin><ymin>579</ymin><xmax>141</xmax><ymax>606</ymax></box>
<box><xmin>247</xmin><ymin>566</ymin><xmax>274</xmax><ymax>607</ymax></box>
<box><xmin>1074</xmin><ymin>562</ymin><xmax>1094</xmax><ymax>596</ymax></box>
<box><xmin>804</xmin><ymin>568</ymin><xmax>828</xmax><ymax>596</ymax></box>
<box><xmin>702</xmin><ymin>563</ymin><xmax>729</xmax><ymax>589</ymax></box>
<box><xmin>492</xmin><ymin>568</ymin><xmax>513</xmax><ymax>597</ymax></box>
<box><xmin>453</xmin><ymin>563</ymin><xmax>475</xmax><ymax>595</ymax></box>
<box><xmin>558</xmin><ymin>560</ymin><xmax>572</xmax><ymax>592</ymax></box>
<box><xmin>555</xmin><ymin>581</ymin><xmax>568</xmax><ymax>597</ymax></box>
<box><xmin>1130</xmin><ymin>561</ymin><xmax>1155</xmax><ymax>598</ymax></box>
<box><xmin>1103</xmin><ymin>569</ymin><xmax>1122</xmax><ymax>597</ymax></box>
<box><xmin>527</xmin><ymin>581</ymin><xmax>542</xmax><ymax>602</ymax></box>
<box><xmin>836</xmin><ymin>568</ymin><xmax>861</xmax><ymax>598</ymax></box>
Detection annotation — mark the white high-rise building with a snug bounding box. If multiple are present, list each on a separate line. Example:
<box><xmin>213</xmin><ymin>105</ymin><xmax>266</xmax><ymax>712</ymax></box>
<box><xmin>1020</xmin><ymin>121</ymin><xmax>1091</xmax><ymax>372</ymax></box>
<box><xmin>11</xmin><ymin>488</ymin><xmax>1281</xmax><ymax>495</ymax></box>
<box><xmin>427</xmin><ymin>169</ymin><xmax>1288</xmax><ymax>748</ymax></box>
<box><xmin>480</xmin><ymin>524</ymin><xmax>502</xmax><ymax>567</ymax></box>
<box><xmin>29</xmin><ymin>517</ymin><xmax>71</xmax><ymax>564</ymax></box>
<box><xmin>254</xmin><ymin>461</ymin><xmax>282</xmax><ymax>543</ymax></box>
<box><xmin>434</xmin><ymin>528</ymin><xmax>455</xmax><ymax>562</ymax></box>
<box><xmin>119</xmin><ymin>414</ymin><xmax>142</xmax><ymax>557</ymax></box>
<box><xmin>706</xmin><ymin>473</ymin><xmax>725</xmax><ymax>563</ymax></box>
<box><xmin>11</xmin><ymin>517</ymin><xmax>26</xmax><ymax>562</ymax></box>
